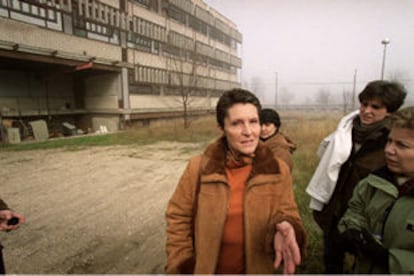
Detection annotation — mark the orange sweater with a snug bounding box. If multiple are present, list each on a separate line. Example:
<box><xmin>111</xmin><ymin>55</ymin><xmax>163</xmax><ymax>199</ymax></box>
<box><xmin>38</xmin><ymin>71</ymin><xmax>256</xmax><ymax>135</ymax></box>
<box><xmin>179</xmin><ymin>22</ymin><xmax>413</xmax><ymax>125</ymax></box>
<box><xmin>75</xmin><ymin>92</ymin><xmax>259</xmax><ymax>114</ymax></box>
<box><xmin>216</xmin><ymin>160</ymin><xmax>252</xmax><ymax>274</ymax></box>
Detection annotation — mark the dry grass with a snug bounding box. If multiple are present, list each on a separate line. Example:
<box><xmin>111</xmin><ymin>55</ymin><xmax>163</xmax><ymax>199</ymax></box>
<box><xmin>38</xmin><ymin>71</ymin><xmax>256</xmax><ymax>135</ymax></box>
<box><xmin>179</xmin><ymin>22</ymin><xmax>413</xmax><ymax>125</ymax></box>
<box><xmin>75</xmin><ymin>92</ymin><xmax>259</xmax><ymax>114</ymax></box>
<box><xmin>278</xmin><ymin>110</ymin><xmax>342</xmax><ymax>273</ymax></box>
<box><xmin>1</xmin><ymin>111</ymin><xmax>344</xmax><ymax>273</ymax></box>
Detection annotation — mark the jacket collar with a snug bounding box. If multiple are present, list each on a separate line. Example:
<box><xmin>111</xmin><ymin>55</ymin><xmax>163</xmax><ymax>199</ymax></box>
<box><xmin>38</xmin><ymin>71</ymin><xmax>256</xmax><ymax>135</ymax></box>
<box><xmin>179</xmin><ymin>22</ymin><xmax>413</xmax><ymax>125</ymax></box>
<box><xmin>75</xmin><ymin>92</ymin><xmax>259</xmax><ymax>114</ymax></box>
<box><xmin>201</xmin><ymin>136</ymin><xmax>281</xmax><ymax>177</ymax></box>
<box><xmin>373</xmin><ymin>166</ymin><xmax>414</xmax><ymax>196</ymax></box>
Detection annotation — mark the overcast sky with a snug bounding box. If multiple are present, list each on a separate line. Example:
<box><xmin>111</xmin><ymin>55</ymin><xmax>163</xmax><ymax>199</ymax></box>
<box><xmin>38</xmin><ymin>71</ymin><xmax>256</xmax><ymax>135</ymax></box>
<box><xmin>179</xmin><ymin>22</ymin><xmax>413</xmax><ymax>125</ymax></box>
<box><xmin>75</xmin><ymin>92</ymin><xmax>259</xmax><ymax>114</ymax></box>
<box><xmin>205</xmin><ymin>0</ymin><xmax>414</xmax><ymax>105</ymax></box>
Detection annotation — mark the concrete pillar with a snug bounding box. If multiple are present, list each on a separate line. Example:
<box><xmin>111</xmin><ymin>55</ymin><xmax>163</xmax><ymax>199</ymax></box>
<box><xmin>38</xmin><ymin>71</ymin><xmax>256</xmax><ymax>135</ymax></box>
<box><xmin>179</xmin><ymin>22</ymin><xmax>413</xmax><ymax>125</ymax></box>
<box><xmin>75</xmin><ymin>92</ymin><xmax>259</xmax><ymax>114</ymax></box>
<box><xmin>121</xmin><ymin>67</ymin><xmax>130</xmax><ymax>120</ymax></box>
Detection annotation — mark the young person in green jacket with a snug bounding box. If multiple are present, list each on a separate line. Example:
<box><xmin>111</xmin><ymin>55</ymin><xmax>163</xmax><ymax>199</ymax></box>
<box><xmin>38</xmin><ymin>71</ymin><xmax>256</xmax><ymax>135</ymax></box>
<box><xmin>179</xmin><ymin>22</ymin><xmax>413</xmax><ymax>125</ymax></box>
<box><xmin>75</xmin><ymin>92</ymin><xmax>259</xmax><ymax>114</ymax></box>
<box><xmin>338</xmin><ymin>106</ymin><xmax>414</xmax><ymax>273</ymax></box>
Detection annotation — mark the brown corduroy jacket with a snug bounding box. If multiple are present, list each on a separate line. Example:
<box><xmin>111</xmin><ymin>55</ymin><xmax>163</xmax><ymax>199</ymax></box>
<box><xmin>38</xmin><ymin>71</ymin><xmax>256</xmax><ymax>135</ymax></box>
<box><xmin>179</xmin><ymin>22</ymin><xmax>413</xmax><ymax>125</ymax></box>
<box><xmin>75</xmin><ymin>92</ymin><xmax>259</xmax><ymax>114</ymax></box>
<box><xmin>165</xmin><ymin>137</ymin><xmax>306</xmax><ymax>274</ymax></box>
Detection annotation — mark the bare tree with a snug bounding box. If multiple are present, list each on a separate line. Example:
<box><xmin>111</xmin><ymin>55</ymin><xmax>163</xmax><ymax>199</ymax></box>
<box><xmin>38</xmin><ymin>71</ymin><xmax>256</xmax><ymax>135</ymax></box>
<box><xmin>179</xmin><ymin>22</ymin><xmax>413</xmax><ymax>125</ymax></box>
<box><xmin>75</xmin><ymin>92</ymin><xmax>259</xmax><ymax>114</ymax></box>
<box><xmin>342</xmin><ymin>89</ymin><xmax>353</xmax><ymax>114</ymax></box>
<box><xmin>279</xmin><ymin>87</ymin><xmax>295</xmax><ymax>105</ymax></box>
<box><xmin>166</xmin><ymin>33</ymin><xmax>199</xmax><ymax>129</ymax></box>
<box><xmin>242</xmin><ymin>80</ymin><xmax>249</xmax><ymax>90</ymax></box>
<box><xmin>304</xmin><ymin>96</ymin><xmax>312</xmax><ymax>105</ymax></box>
<box><xmin>388</xmin><ymin>70</ymin><xmax>409</xmax><ymax>83</ymax></box>
<box><xmin>250</xmin><ymin>76</ymin><xmax>265</xmax><ymax>103</ymax></box>
<box><xmin>315</xmin><ymin>87</ymin><xmax>331</xmax><ymax>105</ymax></box>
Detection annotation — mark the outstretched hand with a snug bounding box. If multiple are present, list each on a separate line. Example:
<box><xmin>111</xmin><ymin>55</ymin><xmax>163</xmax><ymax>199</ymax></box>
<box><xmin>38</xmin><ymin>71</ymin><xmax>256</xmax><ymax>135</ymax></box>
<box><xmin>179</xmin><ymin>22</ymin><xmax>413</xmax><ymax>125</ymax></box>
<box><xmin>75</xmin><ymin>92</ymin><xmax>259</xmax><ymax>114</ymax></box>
<box><xmin>0</xmin><ymin>210</ymin><xmax>25</xmax><ymax>231</ymax></box>
<box><xmin>274</xmin><ymin>221</ymin><xmax>301</xmax><ymax>274</ymax></box>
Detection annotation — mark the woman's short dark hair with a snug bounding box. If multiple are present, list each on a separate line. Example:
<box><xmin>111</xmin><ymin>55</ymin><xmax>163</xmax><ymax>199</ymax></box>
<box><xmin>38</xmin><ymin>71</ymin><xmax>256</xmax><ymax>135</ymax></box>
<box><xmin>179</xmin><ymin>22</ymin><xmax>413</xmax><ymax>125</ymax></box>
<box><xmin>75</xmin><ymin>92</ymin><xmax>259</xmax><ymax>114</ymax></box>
<box><xmin>216</xmin><ymin>88</ymin><xmax>261</xmax><ymax>129</ymax></box>
<box><xmin>358</xmin><ymin>80</ymin><xmax>407</xmax><ymax>112</ymax></box>
<box><xmin>260</xmin><ymin>108</ymin><xmax>281</xmax><ymax>128</ymax></box>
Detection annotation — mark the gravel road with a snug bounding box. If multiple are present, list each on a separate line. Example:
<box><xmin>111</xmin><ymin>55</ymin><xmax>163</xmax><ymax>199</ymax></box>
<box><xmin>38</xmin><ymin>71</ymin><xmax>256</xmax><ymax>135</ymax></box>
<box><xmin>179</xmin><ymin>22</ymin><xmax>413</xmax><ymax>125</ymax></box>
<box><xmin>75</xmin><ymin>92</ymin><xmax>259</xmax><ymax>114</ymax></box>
<box><xmin>0</xmin><ymin>141</ymin><xmax>205</xmax><ymax>274</ymax></box>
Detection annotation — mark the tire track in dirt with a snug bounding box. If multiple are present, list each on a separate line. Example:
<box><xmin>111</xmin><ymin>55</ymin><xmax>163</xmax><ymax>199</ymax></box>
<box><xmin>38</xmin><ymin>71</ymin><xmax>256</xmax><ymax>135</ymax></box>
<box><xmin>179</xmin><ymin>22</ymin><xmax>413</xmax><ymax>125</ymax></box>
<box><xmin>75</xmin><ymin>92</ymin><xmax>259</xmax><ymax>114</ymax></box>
<box><xmin>0</xmin><ymin>141</ymin><xmax>204</xmax><ymax>273</ymax></box>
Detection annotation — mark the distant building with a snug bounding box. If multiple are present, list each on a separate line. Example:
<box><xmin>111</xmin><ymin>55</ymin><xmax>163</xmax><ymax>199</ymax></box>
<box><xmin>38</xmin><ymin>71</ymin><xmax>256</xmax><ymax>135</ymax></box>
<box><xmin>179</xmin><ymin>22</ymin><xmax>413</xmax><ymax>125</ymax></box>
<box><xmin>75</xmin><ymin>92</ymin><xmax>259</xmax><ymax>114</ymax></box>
<box><xmin>0</xmin><ymin>0</ymin><xmax>242</xmax><ymax>133</ymax></box>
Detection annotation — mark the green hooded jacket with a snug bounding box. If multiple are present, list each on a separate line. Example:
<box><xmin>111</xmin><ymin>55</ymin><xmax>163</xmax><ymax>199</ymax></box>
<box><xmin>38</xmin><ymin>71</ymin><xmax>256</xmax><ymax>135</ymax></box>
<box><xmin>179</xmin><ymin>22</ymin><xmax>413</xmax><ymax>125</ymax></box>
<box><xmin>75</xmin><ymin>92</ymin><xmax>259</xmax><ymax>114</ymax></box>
<box><xmin>338</xmin><ymin>167</ymin><xmax>414</xmax><ymax>274</ymax></box>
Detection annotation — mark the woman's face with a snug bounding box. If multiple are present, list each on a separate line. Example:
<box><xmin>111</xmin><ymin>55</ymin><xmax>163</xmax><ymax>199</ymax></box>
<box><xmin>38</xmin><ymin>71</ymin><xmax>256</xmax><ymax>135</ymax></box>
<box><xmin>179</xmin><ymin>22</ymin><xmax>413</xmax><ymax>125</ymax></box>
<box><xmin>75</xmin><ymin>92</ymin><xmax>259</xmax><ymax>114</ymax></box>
<box><xmin>220</xmin><ymin>103</ymin><xmax>261</xmax><ymax>156</ymax></box>
<box><xmin>385</xmin><ymin>127</ymin><xmax>414</xmax><ymax>178</ymax></box>
<box><xmin>359</xmin><ymin>98</ymin><xmax>389</xmax><ymax>125</ymax></box>
<box><xmin>260</xmin><ymin>123</ymin><xmax>277</xmax><ymax>139</ymax></box>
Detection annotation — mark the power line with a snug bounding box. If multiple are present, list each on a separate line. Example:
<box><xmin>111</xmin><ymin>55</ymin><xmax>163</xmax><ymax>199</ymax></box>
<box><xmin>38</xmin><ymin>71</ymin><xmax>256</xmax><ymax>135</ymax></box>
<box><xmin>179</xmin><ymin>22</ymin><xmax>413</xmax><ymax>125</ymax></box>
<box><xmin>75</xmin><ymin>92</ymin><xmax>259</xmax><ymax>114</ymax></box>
<box><xmin>286</xmin><ymin>79</ymin><xmax>414</xmax><ymax>85</ymax></box>
<box><xmin>244</xmin><ymin>79</ymin><xmax>414</xmax><ymax>86</ymax></box>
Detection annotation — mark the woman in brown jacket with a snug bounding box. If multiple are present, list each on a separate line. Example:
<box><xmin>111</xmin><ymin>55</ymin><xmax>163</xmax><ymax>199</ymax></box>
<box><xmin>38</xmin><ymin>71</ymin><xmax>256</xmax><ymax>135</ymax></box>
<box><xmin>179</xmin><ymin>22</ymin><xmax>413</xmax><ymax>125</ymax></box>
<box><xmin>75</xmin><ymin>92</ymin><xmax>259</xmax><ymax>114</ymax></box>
<box><xmin>165</xmin><ymin>88</ymin><xmax>306</xmax><ymax>274</ymax></box>
<box><xmin>260</xmin><ymin>108</ymin><xmax>297</xmax><ymax>170</ymax></box>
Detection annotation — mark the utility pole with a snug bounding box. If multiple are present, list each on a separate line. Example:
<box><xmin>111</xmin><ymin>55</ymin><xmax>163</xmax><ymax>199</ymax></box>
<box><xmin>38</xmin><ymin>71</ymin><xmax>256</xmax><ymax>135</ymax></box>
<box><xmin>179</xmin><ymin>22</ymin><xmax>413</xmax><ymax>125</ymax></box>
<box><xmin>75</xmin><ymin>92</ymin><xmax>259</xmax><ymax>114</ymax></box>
<box><xmin>381</xmin><ymin>38</ymin><xmax>390</xmax><ymax>80</ymax></box>
<box><xmin>274</xmin><ymin>72</ymin><xmax>278</xmax><ymax>108</ymax></box>
<box><xmin>352</xmin><ymin>69</ymin><xmax>357</xmax><ymax>109</ymax></box>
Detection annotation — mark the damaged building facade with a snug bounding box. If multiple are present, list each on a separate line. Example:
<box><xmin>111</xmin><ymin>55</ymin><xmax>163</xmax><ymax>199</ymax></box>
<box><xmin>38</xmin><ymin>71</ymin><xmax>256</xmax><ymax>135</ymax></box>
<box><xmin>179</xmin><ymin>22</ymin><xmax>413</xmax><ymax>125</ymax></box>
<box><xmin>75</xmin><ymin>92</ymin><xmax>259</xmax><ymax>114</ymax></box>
<box><xmin>0</xmin><ymin>0</ymin><xmax>242</xmax><ymax>140</ymax></box>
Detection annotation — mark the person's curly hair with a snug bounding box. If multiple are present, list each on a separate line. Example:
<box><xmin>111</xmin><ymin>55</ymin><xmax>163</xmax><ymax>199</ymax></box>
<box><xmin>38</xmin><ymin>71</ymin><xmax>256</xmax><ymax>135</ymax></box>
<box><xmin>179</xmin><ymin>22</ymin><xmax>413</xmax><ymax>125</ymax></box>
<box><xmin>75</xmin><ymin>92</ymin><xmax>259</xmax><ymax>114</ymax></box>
<box><xmin>390</xmin><ymin>106</ymin><xmax>414</xmax><ymax>130</ymax></box>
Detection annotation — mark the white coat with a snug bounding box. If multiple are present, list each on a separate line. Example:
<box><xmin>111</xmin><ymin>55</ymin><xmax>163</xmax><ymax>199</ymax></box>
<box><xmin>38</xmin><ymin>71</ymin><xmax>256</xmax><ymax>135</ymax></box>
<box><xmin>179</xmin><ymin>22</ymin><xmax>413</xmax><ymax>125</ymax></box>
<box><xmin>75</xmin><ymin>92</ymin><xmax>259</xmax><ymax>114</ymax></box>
<box><xmin>305</xmin><ymin>110</ymin><xmax>358</xmax><ymax>211</ymax></box>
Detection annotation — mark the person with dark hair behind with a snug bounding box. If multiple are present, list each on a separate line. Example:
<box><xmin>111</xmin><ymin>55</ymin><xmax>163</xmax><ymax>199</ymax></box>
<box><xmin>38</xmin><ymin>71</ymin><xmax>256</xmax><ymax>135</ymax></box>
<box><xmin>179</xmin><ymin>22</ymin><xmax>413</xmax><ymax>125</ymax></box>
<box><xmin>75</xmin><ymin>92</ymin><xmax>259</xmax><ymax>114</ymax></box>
<box><xmin>165</xmin><ymin>88</ymin><xmax>306</xmax><ymax>274</ymax></box>
<box><xmin>0</xmin><ymin>198</ymin><xmax>25</xmax><ymax>274</ymax></box>
<box><xmin>338</xmin><ymin>106</ymin><xmax>414</xmax><ymax>273</ymax></box>
<box><xmin>306</xmin><ymin>80</ymin><xmax>407</xmax><ymax>273</ymax></box>
<box><xmin>260</xmin><ymin>108</ymin><xmax>297</xmax><ymax>171</ymax></box>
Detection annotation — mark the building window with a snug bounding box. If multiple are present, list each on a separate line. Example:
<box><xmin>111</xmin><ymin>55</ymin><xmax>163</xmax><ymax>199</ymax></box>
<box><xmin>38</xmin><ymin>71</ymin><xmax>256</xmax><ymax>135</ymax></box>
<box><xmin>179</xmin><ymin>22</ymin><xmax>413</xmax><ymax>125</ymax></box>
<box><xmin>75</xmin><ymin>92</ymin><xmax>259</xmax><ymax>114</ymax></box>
<box><xmin>165</xmin><ymin>87</ymin><xmax>183</xmax><ymax>96</ymax></box>
<box><xmin>134</xmin><ymin>0</ymin><xmax>150</xmax><ymax>8</ymax></box>
<box><xmin>167</xmin><ymin>5</ymin><xmax>186</xmax><ymax>25</ymax></box>
<box><xmin>188</xmin><ymin>15</ymin><xmax>207</xmax><ymax>36</ymax></box>
<box><xmin>135</xmin><ymin>66</ymin><xmax>168</xmax><ymax>85</ymax></box>
<box><xmin>129</xmin><ymin>85</ymin><xmax>153</xmax><ymax>95</ymax></box>
<box><xmin>152</xmin><ymin>41</ymin><xmax>159</xmax><ymax>54</ymax></box>
<box><xmin>128</xmin><ymin>33</ymin><xmax>152</xmax><ymax>52</ymax></box>
<box><xmin>163</xmin><ymin>44</ymin><xmax>185</xmax><ymax>59</ymax></box>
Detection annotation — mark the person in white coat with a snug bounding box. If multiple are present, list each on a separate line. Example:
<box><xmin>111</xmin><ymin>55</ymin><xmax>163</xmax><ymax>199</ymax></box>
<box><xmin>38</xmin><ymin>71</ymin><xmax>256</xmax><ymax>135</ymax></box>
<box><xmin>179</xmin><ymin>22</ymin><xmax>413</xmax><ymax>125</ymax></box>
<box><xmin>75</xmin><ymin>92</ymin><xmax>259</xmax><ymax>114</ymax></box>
<box><xmin>306</xmin><ymin>80</ymin><xmax>407</xmax><ymax>273</ymax></box>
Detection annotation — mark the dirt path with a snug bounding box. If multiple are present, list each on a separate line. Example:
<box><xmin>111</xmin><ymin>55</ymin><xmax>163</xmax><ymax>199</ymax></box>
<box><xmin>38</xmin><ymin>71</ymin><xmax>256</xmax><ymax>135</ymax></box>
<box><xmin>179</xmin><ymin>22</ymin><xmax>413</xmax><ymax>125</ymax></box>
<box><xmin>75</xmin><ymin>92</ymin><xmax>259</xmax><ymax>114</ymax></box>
<box><xmin>0</xmin><ymin>141</ymin><xmax>205</xmax><ymax>273</ymax></box>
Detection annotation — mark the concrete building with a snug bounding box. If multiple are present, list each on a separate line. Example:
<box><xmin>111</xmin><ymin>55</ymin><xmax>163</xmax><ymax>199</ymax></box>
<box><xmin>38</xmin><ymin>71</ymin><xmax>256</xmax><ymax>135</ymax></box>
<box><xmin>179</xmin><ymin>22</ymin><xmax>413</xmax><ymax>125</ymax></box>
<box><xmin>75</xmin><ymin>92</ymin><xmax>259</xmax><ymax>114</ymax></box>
<box><xmin>0</xmin><ymin>0</ymin><xmax>242</xmax><ymax>137</ymax></box>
